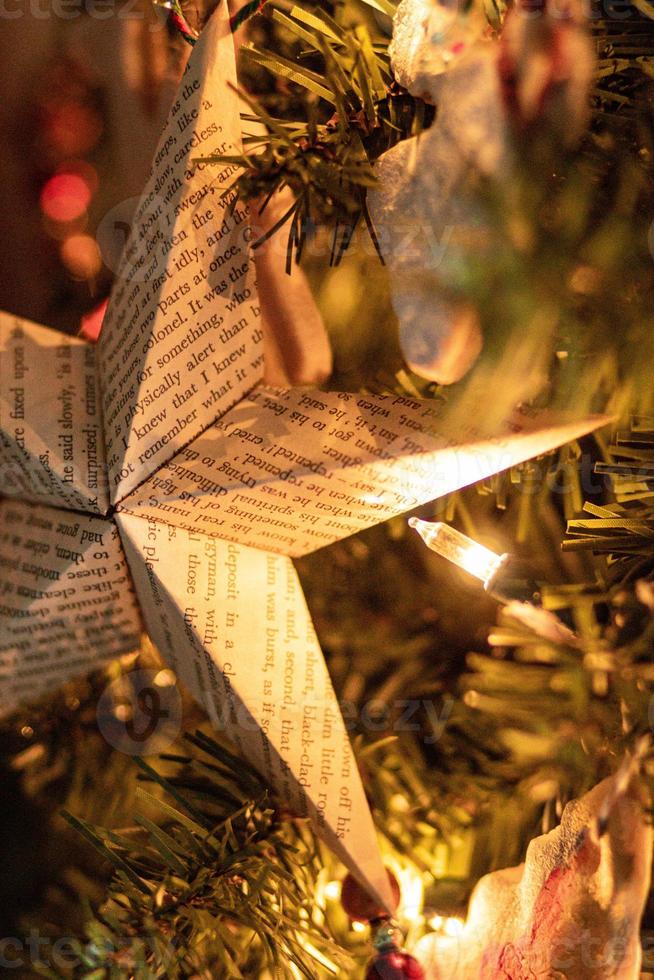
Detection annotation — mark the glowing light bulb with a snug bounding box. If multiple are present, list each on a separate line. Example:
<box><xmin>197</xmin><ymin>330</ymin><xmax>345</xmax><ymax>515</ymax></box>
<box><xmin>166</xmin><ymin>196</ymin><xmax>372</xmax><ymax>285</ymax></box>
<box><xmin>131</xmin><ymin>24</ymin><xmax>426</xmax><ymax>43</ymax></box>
<box><xmin>444</xmin><ymin>917</ymin><xmax>464</xmax><ymax>937</ymax></box>
<box><xmin>154</xmin><ymin>668</ymin><xmax>177</xmax><ymax>688</ymax></box>
<box><xmin>324</xmin><ymin>880</ymin><xmax>342</xmax><ymax>901</ymax></box>
<box><xmin>408</xmin><ymin>518</ymin><xmax>507</xmax><ymax>588</ymax></box>
<box><xmin>427</xmin><ymin>913</ymin><xmax>465</xmax><ymax>936</ymax></box>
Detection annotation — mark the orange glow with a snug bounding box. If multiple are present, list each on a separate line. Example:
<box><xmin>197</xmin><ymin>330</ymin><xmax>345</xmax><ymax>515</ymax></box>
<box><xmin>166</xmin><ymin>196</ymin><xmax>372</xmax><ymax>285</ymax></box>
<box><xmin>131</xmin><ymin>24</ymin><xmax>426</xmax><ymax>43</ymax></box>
<box><xmin>40</xmin><ymin>173</ymin><xmax>91</xmax><ymax>224</ymax></box>
<box><xmin>60</xmin><ymin>234</ymin><xmax>102</xmax><ymax>280</ymax></box>
<box><xmin>61</xmin><ymin>159</ymin><xmax>99</xmax><ymax>196</ymax></box>
<box><xmin>43</xmin><ymin>103</ymin><xmax>103</xmax><ymax>158</ymax></box>
<box><xmin>408</xmin><ymin>518</ymin><xmax>507</xmax><ymax>586</ymax></box>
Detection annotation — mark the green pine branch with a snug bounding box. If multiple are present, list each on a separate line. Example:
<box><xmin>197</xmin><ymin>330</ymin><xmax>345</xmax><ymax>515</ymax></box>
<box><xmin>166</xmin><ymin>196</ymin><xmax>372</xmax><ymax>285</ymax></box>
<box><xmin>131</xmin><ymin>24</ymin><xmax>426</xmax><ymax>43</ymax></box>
<box><xmin>12</xmin><ymin>431</ymin><xmax>654</xmax><ymax>973</ymax></box>
<box><xmin>565</xmin><ymin>418</ymin><xmax>654</xmax><ymax>583</ymax></box>
<box><xmin>197</xmin><ymin>0</ymin><xmax>434</xmax><ymax>265</ymax></box>
<box><xmin>196</xmin><ymin>0</ymin><xmax>654</xmax><ymax>270</ymax></box>
<box><xmin>35</xmin><ymin>733</ymin><xmax>350</xmax><ymax>980</ymax></box>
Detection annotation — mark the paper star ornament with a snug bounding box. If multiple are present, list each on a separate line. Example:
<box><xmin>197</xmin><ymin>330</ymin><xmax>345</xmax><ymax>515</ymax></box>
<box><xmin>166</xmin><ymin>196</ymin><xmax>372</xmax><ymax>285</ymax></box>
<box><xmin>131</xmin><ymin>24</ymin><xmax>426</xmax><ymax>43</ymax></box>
<box><xmin>0</xmin><ymin>6</ymin><xmax>608</xmax><ymax>906</ymax></box>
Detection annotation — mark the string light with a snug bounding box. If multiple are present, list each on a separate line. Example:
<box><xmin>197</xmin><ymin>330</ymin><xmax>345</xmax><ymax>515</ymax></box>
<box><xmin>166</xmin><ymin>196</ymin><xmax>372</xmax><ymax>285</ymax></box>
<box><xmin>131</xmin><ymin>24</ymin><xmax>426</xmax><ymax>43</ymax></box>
<box><xmin>324</xmin><ymin>880</ymin><xmax>342</xmax><ymax>901</ymax></box>
<box><xmin>408</xmin><ymin>518</ymin><xmax>507</xmax><ymax>589</ymax></box>
<box><xmin>393</xmin><ymin>862</ymin><xmax>425</xmax><ymax>926</ymax></box>
<box><xmin>443</xmin><ymin>917</ymin><xmax>464</xmax><ymax>937</ymax></box>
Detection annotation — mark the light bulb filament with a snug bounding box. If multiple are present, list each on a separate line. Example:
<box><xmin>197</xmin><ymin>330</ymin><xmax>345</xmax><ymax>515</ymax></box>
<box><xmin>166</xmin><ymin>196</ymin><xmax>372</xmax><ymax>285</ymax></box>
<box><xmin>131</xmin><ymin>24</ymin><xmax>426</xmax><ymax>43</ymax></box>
<box><xmin>408</xmin><ymin>518</ymin><xmax>507</xmax><ymax>588</ymax></box>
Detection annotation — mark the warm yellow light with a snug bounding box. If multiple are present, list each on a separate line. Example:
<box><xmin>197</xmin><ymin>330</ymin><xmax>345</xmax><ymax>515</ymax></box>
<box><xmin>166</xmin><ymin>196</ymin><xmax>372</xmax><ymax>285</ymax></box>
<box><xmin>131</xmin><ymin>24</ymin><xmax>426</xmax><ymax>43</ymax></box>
<box><xmin>352</xmin><ymin>921</ymin><xmax>367</xmax><ymax>934</ymax></box>
<box><xmin>390</xmin><ymin>794</ymin><xmax>410</xmax><ymax>813</ymax></box>
<box><xmin>427</xmin><ymin>913</ymin><xmax>465</xmax><ymax>936</ymax></box>
<box><xmin>324</xmin><ymin>880</ymin><xmax>342</xmax><ymax>901</ymax></box>
<box><xmin>296</xmin><ymin>939</ymin><xmax>338</xmax><ymax>975</ymax></box>
<box><xmin>60</xmin><ymin>233</ymin><xmax>102</xmax><ymax>280</ymax></box>
<box><xmin>154</xmin><ymin>668</ymin><xmax>177</xmax><ymax>687</ymax></box>
<box><xmin>408</xmin><ymin>518</ymin><xmax>507</xmax><ymax>586</ymax></box>
<box><xmin>444</xmin><ymin>917</ymin><xmax>464</xmax><ymax>937</ymax></box>
<box><xmin>382</xmin><ymin>857</ymin><xmax>425</xmax><ymax>926</ymax></box>
<box><xmin>397</xmin><ymin>865</ymin><xmax>424</xmax><ymax>924</ymax></box>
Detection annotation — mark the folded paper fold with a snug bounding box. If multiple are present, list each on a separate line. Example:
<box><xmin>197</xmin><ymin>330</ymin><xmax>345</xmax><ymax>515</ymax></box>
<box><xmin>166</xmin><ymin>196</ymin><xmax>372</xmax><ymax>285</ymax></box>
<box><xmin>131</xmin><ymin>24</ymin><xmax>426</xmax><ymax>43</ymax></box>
<box><xmin>116</xmin><ymin>511</ymin><xmax>392</xmax><ymax>906</ymax></box>
<box><xmin>0</xmin><ymin>498</ymin><xmax>141</xmax><ymax>714</ymax></box>
<box><xmin>119</xmin><ymin>385</ymin><xmax>611</xmax><ymax>557</ymax></box>
<box><xmin>98</xmin><ymin>9</ymin><xmax>263</xmax><ymax>504</ymax></box>
<box><xmin>0</xmin><ymin>313</ymin><xmax>108</xmax><ymax>513</ymax></box>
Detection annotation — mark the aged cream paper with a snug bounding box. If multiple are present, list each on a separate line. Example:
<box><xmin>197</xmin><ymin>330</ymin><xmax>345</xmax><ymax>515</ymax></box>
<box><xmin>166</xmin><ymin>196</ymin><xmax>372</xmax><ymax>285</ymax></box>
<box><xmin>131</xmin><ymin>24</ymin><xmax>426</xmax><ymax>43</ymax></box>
<box><xmin>0</xmin><ymin>312</ymin><xmax>108</xmax><ymax>513</ymax></box>
<box><xmin>0</xmin><ymin>498</ymin><xmax>141</xmax><ymax>714</ymax></box>
<box><xmin>0</xmin><ymin>5</ymin><xmax>395</xmax><ymax>901</ymax></box>
<box><xmin>0</xmin><ymin>307</ymin><xmax>608</xmax><ymax>911</ymax></box>
<box><xmin>119</xmin><ymin>386</ymin><xmax>610</xmax><ymax>557</ymax></box>
<box><xmin>98</xmin><ymin>7</ymin><xmax>263</xmax><ymax>504</ymax></box>
<box><xmin>117</xmin><ymin>510</ymin><xmax>394</xmax><ymax>907</ymax></box>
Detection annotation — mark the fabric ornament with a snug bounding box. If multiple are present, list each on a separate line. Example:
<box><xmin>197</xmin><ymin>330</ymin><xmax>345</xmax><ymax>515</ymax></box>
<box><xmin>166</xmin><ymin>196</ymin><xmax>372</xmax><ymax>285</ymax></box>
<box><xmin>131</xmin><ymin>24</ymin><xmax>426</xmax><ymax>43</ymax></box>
<box><xmin>369</xmin><ymin>0</ymin><xmax>595</xmax><ymax>385</ymax></box>
<box><xmin>414</xmin><ymin>770</ymin><xmax>652</xmax><ymax>979</ymax></box>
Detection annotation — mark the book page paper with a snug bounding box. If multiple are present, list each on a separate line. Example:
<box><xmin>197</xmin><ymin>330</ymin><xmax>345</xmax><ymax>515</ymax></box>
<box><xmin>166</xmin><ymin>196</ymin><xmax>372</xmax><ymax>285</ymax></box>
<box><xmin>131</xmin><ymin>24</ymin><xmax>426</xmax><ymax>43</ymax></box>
<box><xmin>98</xmin><ymin>6</ymin><xmax>263</xmax><ymax>505</ymax></box>
<box><xmin>117</xmin><ymin>510</ymin><xmax>393</xmax><ymax>909</ymax></box>
<box><xmin>119</xmin><ymin>386</ymin><xmax>609</xmax><ymax>557</ymax></box>
<box><xmin>0</xmin><ymin>499</ymin><xmax>141</xmax><ymax>716</ymax></box>
<box><xmin>0</xmin><ymin>312</ymin><xmax>108</xmax><ymax>513</ymax></box>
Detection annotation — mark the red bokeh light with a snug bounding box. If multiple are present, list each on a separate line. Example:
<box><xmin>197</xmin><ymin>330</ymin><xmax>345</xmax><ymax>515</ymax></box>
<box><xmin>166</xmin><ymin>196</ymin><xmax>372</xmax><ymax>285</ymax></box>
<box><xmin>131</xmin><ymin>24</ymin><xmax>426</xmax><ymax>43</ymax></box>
<box><xmin>40</xmin><ymin>172</ymin><xmax>92</xmax><ymax>224</ymax></box>
<box><xmin>59</xmin><ymin>159</ymin><xmax>99</xmax><ymax>196</ymax></box>
<box><xmin>41</xmin><ymin>102</ymin><xmax>104</xmax><ymax>159</ymax></box>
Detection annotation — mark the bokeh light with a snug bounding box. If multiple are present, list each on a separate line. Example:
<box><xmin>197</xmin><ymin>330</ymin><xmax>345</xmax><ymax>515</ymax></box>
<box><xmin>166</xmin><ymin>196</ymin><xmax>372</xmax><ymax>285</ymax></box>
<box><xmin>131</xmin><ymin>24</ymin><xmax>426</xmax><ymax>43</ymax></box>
<box><xmin>41</xmin><ymin>101</ymin><xmax>104</xmax><ymax>159</ymax></box>
<box><xmin>40</xmin><ymin>172</ymin><xmax>92</xmax><ymax>224</ymax></box>
<box><xmin>62</xmin><ymin>159</ymin><xmax>99</xmax><ymax>196</ymax></box>
<box><xmin>60</xmin><ymin>234</ymin><xmax>102</xmax><ymax>280</ymax></box>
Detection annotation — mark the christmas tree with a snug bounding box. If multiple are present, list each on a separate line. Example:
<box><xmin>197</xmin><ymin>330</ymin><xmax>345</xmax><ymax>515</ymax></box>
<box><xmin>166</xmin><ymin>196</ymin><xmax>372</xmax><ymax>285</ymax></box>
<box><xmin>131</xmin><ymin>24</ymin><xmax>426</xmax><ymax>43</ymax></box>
<box><xmin>1</xmin><ymin>0</ymin><xmax>654</xmax><ymax>976</ymax></box>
